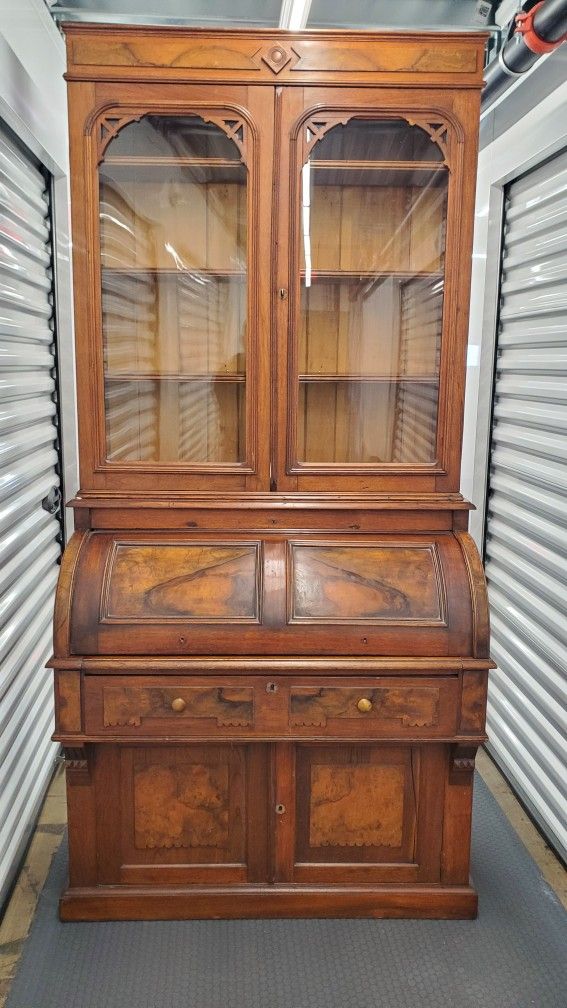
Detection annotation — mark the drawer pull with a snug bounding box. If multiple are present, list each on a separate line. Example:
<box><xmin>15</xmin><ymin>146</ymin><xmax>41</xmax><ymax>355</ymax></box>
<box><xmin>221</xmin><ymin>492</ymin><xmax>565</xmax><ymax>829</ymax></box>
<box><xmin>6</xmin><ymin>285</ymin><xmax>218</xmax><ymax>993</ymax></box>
<box><xmin>356</xmin><ymin>697</ymin><xmax>373</xmax><ymax>713</ymax></box>
<box><xmin>171</xmin><ymin>697</ymin><xmax>187</xmax><ymax>713</ymax></box>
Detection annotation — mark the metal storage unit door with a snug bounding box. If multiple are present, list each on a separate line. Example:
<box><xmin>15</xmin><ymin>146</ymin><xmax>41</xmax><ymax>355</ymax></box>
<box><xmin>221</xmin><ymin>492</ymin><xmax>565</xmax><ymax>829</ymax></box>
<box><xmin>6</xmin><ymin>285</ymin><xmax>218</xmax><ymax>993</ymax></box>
<box><xmin>0</xmin><ymin>127</ymin><xmax>62</xmax><ymax>906</ymax></box>
<box><xmin>484</xmin><ymin>147</ymin><xmax>567</xmax><ymax>863</ymax></box>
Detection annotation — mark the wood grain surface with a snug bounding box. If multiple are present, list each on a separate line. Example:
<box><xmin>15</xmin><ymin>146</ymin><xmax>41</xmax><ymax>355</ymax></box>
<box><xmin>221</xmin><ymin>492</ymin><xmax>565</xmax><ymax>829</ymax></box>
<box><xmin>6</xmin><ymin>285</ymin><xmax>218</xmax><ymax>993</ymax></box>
<box><xmin>309</xmin><ymin>763</ymin><xmax>405</xmax><ymax>847</ymax></box>
<box><xmin>134</xmin><ymin>760</ymin><xmax>230</xmax><ymax>849</ymax></box>
<box><xmin>103</xmin><ymin>685</ymin><xmax>254</xmax><ymax>727</ymax></box>
<box><xmin>291</xmin><ymin>544</ymin><xmax>443</xmax><ymax>622</ymax></box>
<box><xmin>290</xmin><ymin>685</ymin><xmax>440</xmax><ymax>728</ymax></box>
<box><xmin>102</xmin><ymin>542</ymin><xmax>259</xmax><ymax>621</ymax></box>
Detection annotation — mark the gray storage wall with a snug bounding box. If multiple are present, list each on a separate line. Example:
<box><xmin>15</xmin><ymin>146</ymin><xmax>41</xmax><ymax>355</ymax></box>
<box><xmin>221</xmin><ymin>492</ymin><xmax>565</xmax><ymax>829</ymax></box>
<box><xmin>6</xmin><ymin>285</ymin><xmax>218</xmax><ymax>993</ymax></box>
<box><xmin>484</xmin><ymin>147</ymin><xmax>567</xmax><ymax>863</ymax></box>
<box><xmin>0</xmin><ymin>126</ymin><xmax>63</xmax><ymax>907</ymax></box>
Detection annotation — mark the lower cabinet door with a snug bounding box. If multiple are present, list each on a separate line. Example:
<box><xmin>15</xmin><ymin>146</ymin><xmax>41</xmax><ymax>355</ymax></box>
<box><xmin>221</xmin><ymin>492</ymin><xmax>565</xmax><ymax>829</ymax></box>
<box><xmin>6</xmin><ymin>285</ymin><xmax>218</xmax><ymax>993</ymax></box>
<box><xmin>274</xmin><ymin>742</ymin><xmax>446</xmax><ymax>884</ymax></box>
<box><xmin>92</xmin><ymin>743</ymin><xmax>270</xmax><ymax>886</ymax></box>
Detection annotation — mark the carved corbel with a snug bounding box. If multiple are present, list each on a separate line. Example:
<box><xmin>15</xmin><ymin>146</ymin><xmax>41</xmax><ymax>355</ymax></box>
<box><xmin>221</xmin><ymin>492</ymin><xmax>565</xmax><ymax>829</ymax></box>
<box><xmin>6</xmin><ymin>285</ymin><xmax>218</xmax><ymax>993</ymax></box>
<box><xmin>449</xmin><ymin>743</ymin><xmax>478</xmax><ymax>785</ymax></box>
<box><xmin>63</xmin><ymin>745</ymin><xmax>91</xmax><ymax>785</ymax></box>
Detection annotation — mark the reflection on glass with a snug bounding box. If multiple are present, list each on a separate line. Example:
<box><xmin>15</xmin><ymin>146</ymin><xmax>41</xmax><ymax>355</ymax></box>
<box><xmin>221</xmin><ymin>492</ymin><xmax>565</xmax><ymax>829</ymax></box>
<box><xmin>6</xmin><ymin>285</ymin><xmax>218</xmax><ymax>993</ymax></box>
<box><xmin>99</xmin><ymin>115</ymin><xmax>247</xmax><ymax>463</ymax></box>
<box><xmin>298</xmin><ymin>118</ymin><xmax>447</xmax><ymax>466</ymax></box>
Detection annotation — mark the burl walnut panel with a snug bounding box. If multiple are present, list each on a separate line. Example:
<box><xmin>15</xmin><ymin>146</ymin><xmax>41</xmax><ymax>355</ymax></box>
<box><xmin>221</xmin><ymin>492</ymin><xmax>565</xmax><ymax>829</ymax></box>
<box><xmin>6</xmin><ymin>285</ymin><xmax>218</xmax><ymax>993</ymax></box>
<box><xmin>290</xmin><ymin>685</ymin><xmax>440</xmax><ymax>728</ymax></box>
<box><xmin>104</xmin><ymin>685</ymin><xmax>254</xmax><ymax>728</ymax></box>
<box><xmin>134</xmin><ymin>761</ymin><xmax>229</xmax><ymax>849</ymax></box>
<box><xmin>290</xmin><ymin>544</ymin><xmax>445</xmax><ymax>623</ymax></box>
<box><xmin>309</xmin><ymin>764</ymin><xmax>405</xmax><ymax>848</ymax></box>
<box><xmin>102</xmin><ymin>542</ymin><xmax>260</xmax><ymax>622</ymax></box>
<box><xmin>294</xmin><ymin>744</ymin><xmax>418</xmax><ymax>867</ymax></box>
<box><xmin>130</xmin><ymin>746</ymin><xmax>246</xmax><ymax>860</ymax></box>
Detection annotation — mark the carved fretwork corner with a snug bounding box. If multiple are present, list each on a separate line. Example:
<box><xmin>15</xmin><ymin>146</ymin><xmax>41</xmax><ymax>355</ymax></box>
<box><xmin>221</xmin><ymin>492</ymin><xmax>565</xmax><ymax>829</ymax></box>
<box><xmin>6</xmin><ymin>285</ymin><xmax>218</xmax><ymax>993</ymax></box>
<box><xmin>302</xmin><ymin>115</ymin><xmax>352</xmax><ymax>160</ymax></box>
<box><xmin>95</xmin><ymin>113</ymin><xmax>144</xmax><ymax>164</ymax></box>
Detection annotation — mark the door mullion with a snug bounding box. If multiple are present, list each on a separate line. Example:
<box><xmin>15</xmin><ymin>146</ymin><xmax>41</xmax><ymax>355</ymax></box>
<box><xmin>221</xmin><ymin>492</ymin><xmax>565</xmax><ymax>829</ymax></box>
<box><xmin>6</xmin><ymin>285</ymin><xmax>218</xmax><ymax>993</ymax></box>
<box><xmin>272</xmin><ymin>741</ymin><xmax>296</xmax><ymax>882</ymax></box>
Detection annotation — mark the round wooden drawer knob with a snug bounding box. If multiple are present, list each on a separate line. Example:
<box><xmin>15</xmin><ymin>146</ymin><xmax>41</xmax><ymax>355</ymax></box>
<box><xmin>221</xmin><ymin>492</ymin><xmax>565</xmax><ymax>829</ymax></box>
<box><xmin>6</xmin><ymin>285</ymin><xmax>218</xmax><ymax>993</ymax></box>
<box><xmin>356</xmin><ymin>697</ymin><xmax>373</xmax><ymax>713</ymax></box>
<box><xmin>171</xmin><ymin>697</ymin><xmax>187</xmax><ymax>713</ymax></box>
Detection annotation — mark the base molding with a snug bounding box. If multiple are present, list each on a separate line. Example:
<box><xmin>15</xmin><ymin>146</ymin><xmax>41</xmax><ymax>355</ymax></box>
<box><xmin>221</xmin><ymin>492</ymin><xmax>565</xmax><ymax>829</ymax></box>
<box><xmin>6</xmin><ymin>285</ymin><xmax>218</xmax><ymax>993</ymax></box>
<box><xmin>59</xmin><ymin>883</ymin><xmax>478</xmax><ymax>921</ymax></box>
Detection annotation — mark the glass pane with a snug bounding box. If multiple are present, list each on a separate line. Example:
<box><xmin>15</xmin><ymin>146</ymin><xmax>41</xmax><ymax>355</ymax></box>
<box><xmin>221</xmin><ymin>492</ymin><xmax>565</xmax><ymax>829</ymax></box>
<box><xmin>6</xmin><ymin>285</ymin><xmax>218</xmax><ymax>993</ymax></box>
<box><xmin>99</xmin><ymin>115</ymin><xmax>247</xmax><ymax>464</ymax></box>
<box><xmin>297</xmin><ymin>118</ymin><xmax>447</xmax><ymax>466</ymax></box>
<box><xmin>310</xmin><ymin>118</ymin><xmax>443</xmax><ymax>163</ymax></box>
<box><xmin>298</xmin><ymin>380</ymin><xmax>438</xmax><ymax>464</ymax></box>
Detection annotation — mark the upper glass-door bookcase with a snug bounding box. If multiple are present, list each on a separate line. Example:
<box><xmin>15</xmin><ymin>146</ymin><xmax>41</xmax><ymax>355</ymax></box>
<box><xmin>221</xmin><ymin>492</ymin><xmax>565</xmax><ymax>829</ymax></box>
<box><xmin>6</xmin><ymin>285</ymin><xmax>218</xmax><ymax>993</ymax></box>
<box><xmin>94</xmin><ymin>108</ymin><xmax>453</xmax><ymax>491</ymax></box>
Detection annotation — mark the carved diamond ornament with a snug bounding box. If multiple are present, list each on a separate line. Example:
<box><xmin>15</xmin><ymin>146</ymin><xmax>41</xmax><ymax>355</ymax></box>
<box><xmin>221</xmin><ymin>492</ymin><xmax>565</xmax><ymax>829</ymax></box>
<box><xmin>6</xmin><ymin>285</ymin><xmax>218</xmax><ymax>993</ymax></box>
<box><xmin>261</xmin><ymin>45</ymin><xmax>293</xmax><ymax>73</ymax></box>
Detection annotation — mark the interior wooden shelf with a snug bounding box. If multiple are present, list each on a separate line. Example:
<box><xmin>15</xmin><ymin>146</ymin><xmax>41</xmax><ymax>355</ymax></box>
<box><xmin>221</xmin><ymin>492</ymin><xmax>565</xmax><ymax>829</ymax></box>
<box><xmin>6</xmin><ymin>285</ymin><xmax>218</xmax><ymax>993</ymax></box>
<box><xmin>101</xmin><ymin>267</ymin><xmax>246</xmax><ymax>277</ymax></box>
<box><xmin>104</xmin><ymin>372</ymin><xmax>246</xmax><ymax>382</ymax></box>
<box><xmin>311</xmin><ymin>160</ymin><xmax>445</xmax><ymax>171</ymax></box>
<box><xmin>100</xmin><ymin>268</ymin><xmax>441</xmax><ymax>279</ymax></box>
<box><xmin>103</xmin><ymin>156</ymin><xmax>242</xmax><ymax>167</ymax></box>
<box><xmin>299</xmin><ymin>270</ymin><xmax>444</xmax><ymax>279</ymax></box>
<box><xmin>298</xmin><ymin>374</ymin><xmax>438</xmax><ymax>383</ymax></box>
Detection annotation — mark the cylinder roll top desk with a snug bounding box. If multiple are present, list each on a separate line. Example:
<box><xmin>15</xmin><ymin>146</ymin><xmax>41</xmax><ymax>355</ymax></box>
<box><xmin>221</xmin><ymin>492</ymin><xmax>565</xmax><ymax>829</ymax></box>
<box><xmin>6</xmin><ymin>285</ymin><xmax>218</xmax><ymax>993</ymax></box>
<box><xmin>51</xmin><ymin>24</ymin><xmax>492</xmax><ymax>920</ymax></box>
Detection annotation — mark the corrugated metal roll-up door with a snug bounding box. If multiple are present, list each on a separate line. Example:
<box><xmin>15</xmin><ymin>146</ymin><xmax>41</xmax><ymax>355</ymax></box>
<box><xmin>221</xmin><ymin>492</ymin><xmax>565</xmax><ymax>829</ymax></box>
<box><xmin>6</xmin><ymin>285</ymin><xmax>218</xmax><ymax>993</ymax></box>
<box><xmin>0</xmin><ymin>127</ymin><xmax>63</xmax><ymax>907</ymax></box>
<box><xmin>484</xmin><ymin>147</ymin><xmax>567</xmax><ymax>864</ymax></box>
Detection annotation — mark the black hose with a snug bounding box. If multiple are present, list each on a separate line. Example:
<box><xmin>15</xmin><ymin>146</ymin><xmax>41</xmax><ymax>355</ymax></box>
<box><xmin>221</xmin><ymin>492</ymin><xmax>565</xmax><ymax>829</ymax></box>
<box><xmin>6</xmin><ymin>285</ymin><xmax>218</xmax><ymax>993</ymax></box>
<box><xmin>534</xmin><ymin>0</ymin><xmax>567</xmax><ymax>40</ymax></box>
<box><xmin>483</xmin><ymin>0</ymin><xmax>567</xmax><ymax>107</ymax></box>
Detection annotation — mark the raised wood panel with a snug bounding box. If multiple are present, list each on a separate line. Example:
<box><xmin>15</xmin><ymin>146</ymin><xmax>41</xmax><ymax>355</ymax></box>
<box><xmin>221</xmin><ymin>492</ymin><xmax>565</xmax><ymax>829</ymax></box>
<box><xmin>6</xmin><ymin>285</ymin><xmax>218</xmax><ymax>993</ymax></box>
<box><xmin>133</xmin><ymin>756</ymin><xmax>230</xmax><ymax>849</ymax></box>
<box><xmin>292</xmin><ymin>744</ymin><xmax>418</xmax><ymax>871</ymax></box>
<box><xmin>101</xmin><ymin>541</ymin><xmax>260</xmax><ymax>622</ymax></box>
<box><xmin>309</xmin><ymin>763</ymin><xmax>405</xmax><ymax>847</ymax></box>
<box><xmin>290</xmin><ymin>685</ymin><xmax>440</xmax><ymax>729</ymax></box>
<box><xmin>103</xmin><ymin>684</ymin><xmax>254</xmax><ymax>728</ymax></box>
<box><xmin>290</xmin><ymin>544</ymin><xmax>445</xmax><ymax>623</ymax></box>
<box><xmin>291</xmin><ymin>39</ymin><xmax>480</xmax><ymax>76</ymax></box>
<box><xmin>118</xmin><ymin>744</ymin><xmax>261</xmax><ymax>881</ymax></box>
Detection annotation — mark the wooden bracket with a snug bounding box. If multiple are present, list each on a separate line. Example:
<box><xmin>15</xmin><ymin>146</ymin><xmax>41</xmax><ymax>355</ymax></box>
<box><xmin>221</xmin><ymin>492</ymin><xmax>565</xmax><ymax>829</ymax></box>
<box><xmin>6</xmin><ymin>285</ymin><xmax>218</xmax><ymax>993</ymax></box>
<box><xmin>449</xmin><ymin>744</ymin><xmax>477</xmax><ymax>784</ymax></box>
<box><xmin>63</xmin><ymin>745</ymin><xmax>91</xmax><ymax>785</ymax></box>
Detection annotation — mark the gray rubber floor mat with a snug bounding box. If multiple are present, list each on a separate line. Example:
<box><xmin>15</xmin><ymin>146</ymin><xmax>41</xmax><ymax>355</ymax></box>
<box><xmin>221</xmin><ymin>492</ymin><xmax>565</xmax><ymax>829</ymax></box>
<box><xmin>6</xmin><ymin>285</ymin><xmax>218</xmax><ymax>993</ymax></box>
<box><xmin>5</xmin><ymin>775</ymin><xmax>567</xmax><ymax>1008</ymax></box>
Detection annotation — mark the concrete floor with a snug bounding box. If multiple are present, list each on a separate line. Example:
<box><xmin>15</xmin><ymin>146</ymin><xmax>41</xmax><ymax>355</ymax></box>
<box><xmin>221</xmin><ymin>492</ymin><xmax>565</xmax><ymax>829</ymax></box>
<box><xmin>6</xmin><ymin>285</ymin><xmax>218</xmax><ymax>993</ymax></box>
<box><xmin>0</xmin><ymin>748</ymin><xmax>565</xmax><ymax>1007</ymax></box>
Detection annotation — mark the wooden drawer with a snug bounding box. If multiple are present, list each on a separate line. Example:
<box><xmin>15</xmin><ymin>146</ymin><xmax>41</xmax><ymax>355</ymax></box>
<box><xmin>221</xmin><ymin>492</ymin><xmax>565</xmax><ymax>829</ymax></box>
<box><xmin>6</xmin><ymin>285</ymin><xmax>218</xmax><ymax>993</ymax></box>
<box><xmin>84</xmin><ymin>676</ymin><xmax>257</xmax><ymax>737</ymax></box>
<box><xmin>82</xmin><ymin>674</ymin><xmax>460</xmax><ymax>740</ymax></box>
<box><xmin>286</xmin><ymin>677</ymin><xmax>459</xmax><ymax>738</ymax></box>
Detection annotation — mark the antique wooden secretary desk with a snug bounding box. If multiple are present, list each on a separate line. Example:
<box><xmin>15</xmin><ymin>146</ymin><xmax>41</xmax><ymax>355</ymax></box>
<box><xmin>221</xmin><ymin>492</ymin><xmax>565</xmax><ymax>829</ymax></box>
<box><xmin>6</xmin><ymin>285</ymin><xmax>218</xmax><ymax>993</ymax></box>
<box><xmin>51</xmin><ymin>25</ymin><xmax>492</xmax><ymax>920</ymax></box>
